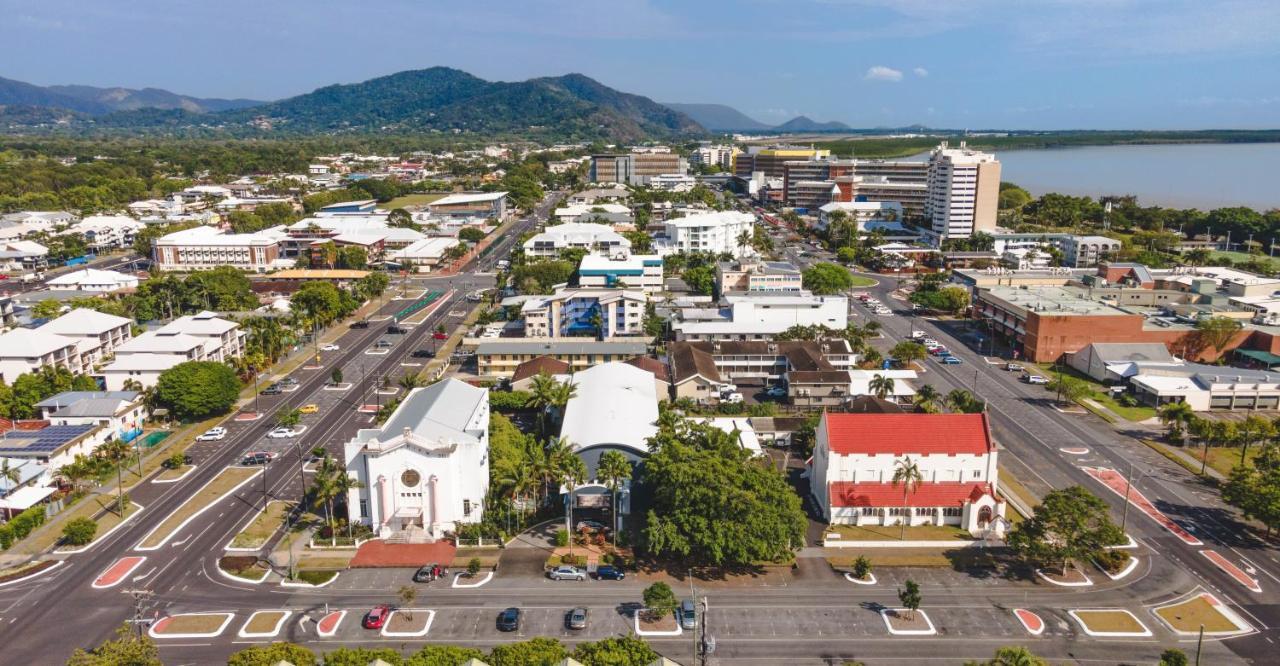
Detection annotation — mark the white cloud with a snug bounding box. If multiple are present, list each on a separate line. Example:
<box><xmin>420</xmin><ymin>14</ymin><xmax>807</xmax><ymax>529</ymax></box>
<box><xmin>913</xmin><ymin>67</ymin><xmax>929</xmax><ymax>77</ymax></box>
<box><xmin>864</xmin><ymin>65</ymin><xmax>903</xmax><ymax>82</ymax></box>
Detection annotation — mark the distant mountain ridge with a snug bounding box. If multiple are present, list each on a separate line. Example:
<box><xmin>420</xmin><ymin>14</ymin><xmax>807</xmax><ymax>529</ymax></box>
<box><xmin>663</xmin><ymin>102</ymin><xmax>851</xmax><ymax>133</ymax></box>
<box><xmin>0</xmin><ymin>76</ymin><xmax>261</xmax><ymax>114</ymax></box>
<box><xmin>0</xmin><ymin>67</ymin><xmax>704</xmax><ymax>141</ymax></box>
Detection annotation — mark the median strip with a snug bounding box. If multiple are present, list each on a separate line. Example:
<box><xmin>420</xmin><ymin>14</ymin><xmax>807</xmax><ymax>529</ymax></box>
<box><xmin>135</xmin><ymin>466</ymin><xmax>262</xmax><ymax>551</ymax></box>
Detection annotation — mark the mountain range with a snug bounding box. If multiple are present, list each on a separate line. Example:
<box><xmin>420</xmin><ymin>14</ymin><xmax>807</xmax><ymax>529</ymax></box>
<box><xmin>0</xmin><ymin>76</ymin><xmax>261</xmax><ymax>115</ymax></box>
<box><xmin>0</xmin><ymin>68</ymin><xmax>703</xmax><ymax>141</ymax></box>
<box><xmin>662</xmin><ymin>103</ymin><xmax>851</xmax><ymax>133</ymax></box>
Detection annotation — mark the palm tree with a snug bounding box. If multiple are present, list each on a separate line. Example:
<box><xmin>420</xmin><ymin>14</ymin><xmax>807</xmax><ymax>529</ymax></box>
<box><xmin>891</xmin><ymin>457</ymin><xmax>923</xmax><ymax>540</ymax></box>
<box><xmin>1</xmin><ymin>458</ymin><xmax>20</xmax><ymax>494</ymax></box>
<box><xmin>945</xmin><ymin>388</ymin><xmax>978</xmax><ymax>413</ymax></box>
<box><xmin>596</xmin><ymin>450</ymin><xmax>632</xmax><ymax>545</ymax></box>
<box><xmin>331</xmin><ymin>465</ymin><xmax>364</xmax><ymax>543</ymax></box>
<box><xmin>398</xmin><ymin>373</ymin><xmax>427</xmax><ymax>391</ymax></box>
<box><xmin>1158</xmin><ymin>401</ymin><xmax>1194</xmax><ymax>443</ymax></box>
<box><xmin>496</xmin><ymin>464</ymin><xmax>537</xmax><ymax>534</ymax></box>
<box><xmin>560</xmin><ymin>454</ymin><xmax>588</xmax><ymax>555</ymax></box>
<box><xmin>540</xmin><ymin>436</ymin><xmax>575</xmax><ymax>507</ymax></box>
<box><xmin>58</xmin><ymin>455</ymin><xmax>93</xmax><ymax>495</ymax></box>
<box><xmin>312</xmin><ymin>456</ymin><xmax>342</xmax><ymax>544</ymax></box>
<box><xmin>869</xmin><ymin>374</ymin><xmax>895</xmax><ymax>400</ymax></box>
<box><xmin>914</xmin><ymin>384</ymin><xmax>940</xmax><ymax>413</ymax></box>
<box><xmin>526</xmin><ymin>372</ymin><xmax>560</xmax><ymax>436</ymax></box>
<box><xmin>548</xmin><ymin>379</ymin><xmax>578</xmax><ymax>429</ymax></box>
<box><xmin>98</xmin><ymin>439</ymin><xmax>131</xmax><ymax>517</ymax></box>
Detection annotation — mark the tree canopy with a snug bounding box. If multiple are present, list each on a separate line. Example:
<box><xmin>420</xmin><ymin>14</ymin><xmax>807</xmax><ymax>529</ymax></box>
<box><xmin>153</xmin><ymin>361</ymin><xmax>241</xmax><ymax>421</ymax></box>
<box><xmin>801</xmin><ymin>262</ymin><xmax>854</xmax><ymax>295</ymax></box>
<box><xmin>1007</xmin><ymin>485</ymin><xmax>1125</xmax><ymax>573</ymax></box>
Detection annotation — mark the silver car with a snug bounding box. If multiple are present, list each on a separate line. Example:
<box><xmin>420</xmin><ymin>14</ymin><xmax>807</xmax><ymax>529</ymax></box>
<box><xmin>566</xmin><ymin>607</ymin><xmax>588</xmax><ymax>630</ymax></box>
<box><xmin>547</xmin><ymin>565</ymin><xmax>586</xmax><ymax>581</ymax></box>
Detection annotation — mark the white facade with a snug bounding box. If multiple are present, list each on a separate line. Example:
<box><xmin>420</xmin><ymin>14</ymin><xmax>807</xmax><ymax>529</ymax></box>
<box><xmin>390</xmin><ymin>238</ymin><xmax>461</xmax><ymax>272</ymax></box>
<box><xmin>553</xmin><ymin>204</ymin><xmax>632</xmax><ymax>226</ymax></box>
<box><xmin>38</xmin><ymin>308</ymin><xmax>133</xmax><ymax>368</ymax></box>
<box><xmin>523</xmin><ymin>223</ymin><xmax>630</xmax><ymax>258</ymax></box>
<box><xmin>0</xmin><ymin>328</ymin><xmax>86</xmax><ymax>384</ymax></box>
<box><xmin>655</xmin><ymin>211</ymin><xmax>756</xmax><ymax>258</ymax></box>
<box><xmin>521</xmin><ymin>287</ymin><xmax>648</xmax><ymax>338</ymax></box>
<box><xmin>153</xmin><ymin>225</ymin><xmax>288</xmax><ymax>272</ymax></box>
<box><xmin>344</xmin><ymin>379</ymin><xmax>490</xmax><ymax>538</ymax></box>
<box><xmin>924</xmin><ymin>142</ymin><xmax>1000</xmax><ymax>240</ymax></box>
<box><xmin>673</xmin><ymin>292</ymin><xmax>848</xmax><ymax>341</ymax></box>
<box><xmin>810</xmin><ymin>412</ymin><xmax>1005</xmax><ymax>537</ymax></box>
<box><xmin>648</xmin><ymin>174</ymin><xmax>698</xmax><ymax>192</ymax></box>
<box><xmin>817</xmin><ymin>201</ymin><xmax>905</xmax><ymax>230</ymax></box>
<box><xmin>46</xmin><ymin>268</ymin><xmax>140</xmax><ymax>292</ymax></box>
<box><xmin>578</xmin><ymin>254</ymin><xmax>664</xmax><ymax>293</ymax></box>
<box><xmin>100</xmin><ymin>311</ymin><xmax>242</xmax><ymax>389</ymax></box>
<box><xmin>1061</xmin><ymin>235</ymin><xmax>1122</xmax><ymax>268</ymax></box>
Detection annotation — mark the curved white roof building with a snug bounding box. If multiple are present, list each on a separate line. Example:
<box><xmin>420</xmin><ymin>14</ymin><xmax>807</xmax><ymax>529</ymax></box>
<box><xmin>559</xmin><ymin>362</ymin><xmax>658</xmax><ymax>472</ymax></box>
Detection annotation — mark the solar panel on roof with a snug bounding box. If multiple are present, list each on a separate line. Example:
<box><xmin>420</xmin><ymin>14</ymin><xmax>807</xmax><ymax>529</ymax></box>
<box><xmin>0</xmin><ymin>425</ymin><xmax>95</xmax><ymax>454</ymax></box>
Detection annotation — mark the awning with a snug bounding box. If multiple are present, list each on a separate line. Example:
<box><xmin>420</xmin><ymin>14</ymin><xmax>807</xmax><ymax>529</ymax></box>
<box><xmin>1234</xmin><ymin>348</ymin><xmax>1280</xmax><ymax>367</ymax></box>
<box><xmin>0</xmin><ymin>484</ymin><xmax>56</xmax><ymax>511</ymax></box>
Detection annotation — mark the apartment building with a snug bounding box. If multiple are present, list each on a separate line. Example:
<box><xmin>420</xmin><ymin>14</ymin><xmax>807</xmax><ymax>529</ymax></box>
<box><xmin>691</xmin><ymin>145</ymin><xmax>739</xmax><ymax>170</ymax></box>
<box><xmin>1061</xmin><ymin>235</ymin><xmax>1123</xmax><ymax>268</ymax></box>
<box><xmin>0</xmin><ymin>329</ymin><xmax>85</xmax><ymax>383</ymax></box>
<box><xmin>522</xmin><ymin>223</ymin><xmax>631</xmax><ymax>259</ymax></box>
<box><xmin>715</xmin><ymin>258</ymin><xmax>803</xmax><ymax>294</ymax></box>
<box><xmin>733</xmin><ymin>147</ymin><xmax>830</xmax><ymax>179</ymax></box>
<box><xmin>578</xmin><ymin>254</ymin><xmax>664</xmax><ymax>293</ymax></box>
<box><xmin>672</xmin><ymin>292</ymin><xmax>848</xmax><ymax>341</ymax></box>
<box><xmin>654</xmin><ymin>211</ymin><xmax>756</xmax><ymax>258</ymax></box>
<box><xmin>100</xmin><ymin>311</ymin><xmax>244</xmax><ymax>389</ymax></box>
<box><xmin>473</xmin><ymin>339</ymin><xmax>650</xmax><ymax>377</ymax></box>
<box><xmin>426</xmin><ymin>192</ymin><xmax>508</xmax><ymax>219</ymax></box>
<box><xmin>589</xmin><ymin>151</ymin><xmax>688</xmax><ymax>186</ymax></box>
<box><xmin>520</xmin><ymin>287</ymin><xmax>648</xmax><ymax>338</ymax></box>
<box><xmin>924</xmin><ymin>142</ymin><xmax>1001</xmax><ymax>240</ymax></box>
<box><xmin>38</xmin><ymin>309</ymin><xmax>133</xmax><ymax>368</ymax></box>
<box><xmin>153</xmin><ymin>225</ymin><xmax>287</xmax><ymax>272</ymax></box>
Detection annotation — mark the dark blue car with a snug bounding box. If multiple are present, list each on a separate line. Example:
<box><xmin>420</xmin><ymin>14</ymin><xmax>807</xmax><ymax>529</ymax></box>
<box><xmin>595</xmin><ymin>565</ymin><xmax>625</xmax><ymax>580</ymax></box>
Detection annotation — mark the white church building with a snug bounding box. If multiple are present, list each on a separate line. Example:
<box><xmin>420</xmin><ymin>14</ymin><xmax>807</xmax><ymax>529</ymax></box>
<box><xmin>343</xmin><ymin>379</ymin><xmax>490</xmax><ymax>539</ymax></box>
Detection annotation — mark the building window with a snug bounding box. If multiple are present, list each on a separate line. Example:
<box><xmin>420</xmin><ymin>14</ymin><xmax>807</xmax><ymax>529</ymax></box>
<box><xmin>889</xmin><ymin>507</ymin><xmax>910</xmax><ymax>517</ymax></box>
<box><xmin>464</xmin><ymin>499</ymin><xmax>472</xmax><ymax>516</ymax></box>
<box><xmin>943</xmin><ymin>507</ymin><xmax>962</xmax><ymax>517</ymax></box>
<box><xmin>860</xmin><ymin>506</ymin><xmax>878</xmax><ymax>516</ymax></box>
<box><xmin>359</xmin><ymin>499</ymin><xmax>368</xmax><ymax>518</ymax></box>
<box><xmin>972</xmin><ymin>470</ymin><xmax>981</xmax><ymax>478</ymax></box>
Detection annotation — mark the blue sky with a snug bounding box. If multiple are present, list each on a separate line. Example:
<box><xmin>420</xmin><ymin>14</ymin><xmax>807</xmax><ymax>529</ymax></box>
<box><xmin>2</xmin><ymin>0</ymin><xmax>1278</xmax><ymax>129</ymax></box>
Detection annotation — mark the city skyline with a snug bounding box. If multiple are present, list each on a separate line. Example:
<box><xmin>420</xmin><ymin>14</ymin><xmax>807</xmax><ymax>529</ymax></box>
<box><xmin>1</xmin><ymin>0</ymin><xmax>1278</xmax><ymax>130</ymax></box>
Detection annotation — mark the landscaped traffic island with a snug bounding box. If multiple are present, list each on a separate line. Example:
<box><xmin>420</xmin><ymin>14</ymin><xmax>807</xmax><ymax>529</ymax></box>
<box><xmin>1069</xmin><ymin>609</ymin><xmax>1152</xmax><ymax>637</ymax></box>
<box><xmin>382</xmin><ymin>609</ymin><xmax>435</xmax><ymax>637</ymax></box>
<box><xmin>149</xmin><ymin>612</ymin><xmax>235</xmax><ymax>638</ymax></box>
<box><xmin>229</xmin><ymin>500</ymin><xmax>292</xmax><ymax>550</ymax></box>
<box><xmin>137</xmin><ymin>466</ymin><xmax>261</xmax><ymax>550</ymax></box>
<box><xmin>1154</xmin><ymin>593</ymin><xmax>1252</xmax><ymax>635</ymax></box>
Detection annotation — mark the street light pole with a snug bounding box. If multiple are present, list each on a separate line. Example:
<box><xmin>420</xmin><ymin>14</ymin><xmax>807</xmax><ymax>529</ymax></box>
<box><xmin>1120</xmin><ymin>463</ymin><xmax>1148</xmax><ymax>537</ymax></box>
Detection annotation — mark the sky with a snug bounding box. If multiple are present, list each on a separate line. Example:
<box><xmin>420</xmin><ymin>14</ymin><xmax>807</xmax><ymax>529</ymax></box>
<box><xmin>2</xmin><ymin>0</ymin><xmax>1279</xmax><ymax>130</ymax></box>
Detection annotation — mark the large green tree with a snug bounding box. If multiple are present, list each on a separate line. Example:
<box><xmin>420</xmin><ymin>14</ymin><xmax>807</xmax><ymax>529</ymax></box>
<box><xmin>640</xmin><ymin>420</ymin><xmax>806</xmax><ymax>566</ymax></box>
<box><xmin>65</xmin><ymin>624</ymin><xmax>161</xmax><ymax>666</ymax></box>
<box><xmin>1007</xmin><ymin>485</ymin><xmax>1125</xmax><ymax>573</ymax></box>
<box><xmin>573</xmin><ymin>636</ymin><xmax>657</xmax><ymax>665</ymax></box>
<box><xmin>226</xmin><ymin>642</ymin><xmax>317</xmax><ymax>666</ymax></box>
<box><xmin>487</xmin><ymin>637</ymin><xmax>566</xmax><ymax>666</ymax></box>
<box><xmin>1222</xmin><ymin>448</ymin><xmax>1280</xmax><ymax>536</ymax></box>
<box><xmin>153</xmin><ymin>361</ymin><xmax>241</xmax><ymax>421</ymax></box>
<box><xmin>801</xmin><ymin>262</ymin><xmax>854</xmax><ymax>295</ymax></box>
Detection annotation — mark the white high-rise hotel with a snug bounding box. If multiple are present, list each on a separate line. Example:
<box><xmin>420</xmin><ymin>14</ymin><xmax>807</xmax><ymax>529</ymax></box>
<box><xmin>925</xmin><ymin>142</ymin><xmax>1001</xmax><ymax>241</ymax></box>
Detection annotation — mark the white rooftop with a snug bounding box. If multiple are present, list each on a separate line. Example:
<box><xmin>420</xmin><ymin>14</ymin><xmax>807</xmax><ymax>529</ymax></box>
<box><xmin>664</xmin><ymin>210</ymin><xmax>754</xmax><ymax>228</ymax></box>
<box><xmin>430</xmin><ymin>192</ymin><xmax>508</xmax><ymax>206</ymax></box>
<box><xmin>46</xmin><ymin>268</ymin><xmax>138</xmax><ymax>289</ymax></box>
<box><xmin>560</xmin><ymin>362</ymin><xmax>658</xmax><ymax>456</ymax></box>
<box><xmin>40</xmin><ymin>308</ymin><xmax>132</xmax><ymax>335</ymax></box>
<box><xmin>0</xmin><ymin>328</ymin><xmax>77</xmax><ymax>357</ymax></box>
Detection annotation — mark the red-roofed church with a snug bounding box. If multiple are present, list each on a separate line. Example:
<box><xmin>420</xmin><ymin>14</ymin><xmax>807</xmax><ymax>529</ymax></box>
<box><xmin>809</xmin><ymin>412</ymin><xmax>1007</xmax><ymax>537</ymax></box>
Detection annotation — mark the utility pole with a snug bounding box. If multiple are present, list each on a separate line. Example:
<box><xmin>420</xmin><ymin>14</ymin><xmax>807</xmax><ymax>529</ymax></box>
<box><xmin>1195</xmin><ymin>624</ymin><xmax>1204</xmax><ymax>665</ymax></box>
<box><xmin>122</xmin><ymin>588</ymin><xmax>154</xmax><ymax>639</ymax></box>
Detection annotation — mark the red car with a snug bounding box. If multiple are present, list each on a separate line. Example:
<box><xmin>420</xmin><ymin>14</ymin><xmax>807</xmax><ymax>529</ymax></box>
<box><xmin>363</xmin><ymin>604</ymin><xmax>391</xmax><ymax>629</ymax></box>
<box><xmin>432</xmin><ymin>331</ymin><xmax>448</xmax><ymax>340</ymax></box>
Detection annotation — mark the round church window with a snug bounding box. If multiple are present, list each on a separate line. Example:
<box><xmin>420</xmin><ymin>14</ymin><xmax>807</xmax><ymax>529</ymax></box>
<box><xmin>401</xmin><ymin>469</ymin><xmax>421</xmax><ymax>487</ymax></box>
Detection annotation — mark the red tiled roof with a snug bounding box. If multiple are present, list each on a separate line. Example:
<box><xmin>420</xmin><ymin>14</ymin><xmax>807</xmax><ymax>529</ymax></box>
<box><xmin>830</xmin><ymin>481</ymin><xmax>995</xmax><ymax>508</ymax></box>
<box><xmin>511</xmin><ymin>355</ymin><xmax>572</xmax><ymax>384</ymax></box>
<box><xmin>823</xmin><ymin>413</ymin><xmax>993</xmax><ymax>456</ymax></box>
<box><xmin>625</xmin><ymin>355</ymin><xmax>670</xmax><ymax>381</ymax></box>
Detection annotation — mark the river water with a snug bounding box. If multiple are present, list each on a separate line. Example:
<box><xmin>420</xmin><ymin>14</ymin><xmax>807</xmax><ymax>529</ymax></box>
<box><xmin>987</xmin><ymin>142</ymin><xmax>1280</xmax><ymax>211</ymax></box>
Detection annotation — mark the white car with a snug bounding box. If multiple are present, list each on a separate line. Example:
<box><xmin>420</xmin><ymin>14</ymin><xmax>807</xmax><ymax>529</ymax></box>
<box><xmin>196</xmin><ymin>427</ymin><xmax>226</xmax><ymax>441</ymax></box>
<box><xmin>320</xmin><ymin>344</ymin><xmax>340</xmax><ymax>351</ymax></box>
<box><xmin>722</xmin><ymin>392</ymin><xmax>744</xmax><ymax>404</ymax></box>
<box><xmin>267</xmin><ymin>427</ymin><xmax>302</xmax><ymax>439</ymax></box>
<box><xmin>1023</xmin><ymin>375</ymin><xmax>1049</xmax><ymax>385</ymax></box>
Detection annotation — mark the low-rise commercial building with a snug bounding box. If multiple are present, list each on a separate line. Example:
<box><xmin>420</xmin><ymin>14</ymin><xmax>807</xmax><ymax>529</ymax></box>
<box><xmin>426</xmin><ymin>192</ymin><xmax>508</xmax><ymax>219</ymax></box>
<box><xmin>716</xmin><ymin>259</ymin><xmax>803</xmax><ymax>294</ymax></box>
<box><xmin>154</xmin><ymin>225</ymin><xmax>288</xmax><ymax>272</ymax></box>
<box><xmin>523</xmin><ymin>223</ymin><xmax>630</xmax><ymax>259</ymax></box>
<box><xmin>672</xmin><ymin>292</ymin><xmax>848</xmax><ymax>341</ymax></box>
<box><xmin>474</xmin><ymin>339</ymin><xmax>650</xmax><ymax>377</ymax></box>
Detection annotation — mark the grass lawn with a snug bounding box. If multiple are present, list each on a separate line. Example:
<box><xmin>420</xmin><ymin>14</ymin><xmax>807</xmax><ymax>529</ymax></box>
<box><xmin>1202</xmin><ymin>445</ymin><xmax>1261</xmax><ymax>477</ymax></box>
<box><xmin>826</xmin><ymin>524</ymin><xmax>974</xmax><ymax>541</ymax></box>
<box><xmin>1156</xmin><ymin>596</ymin><xmax>1241</xmax><ymax>633</ymax></box>
<box><xmin>998</xmin><ymin>466</ymin><xmax>1039</xmax><ymax>508</ymax></box>
<box><xmin>78</xmin><ymin>499</ymin><xmax>141</xmax><ymax>545</ymax></box>
<box><xmin>231</xmin><ymin>500</ymin><xmax>293</xmax><ymax>549</ymax></box>
<box><xmin>244</xmin><ymin>611</ymin><xmax>288</xmax><ymax>634</ymax></box>
<box><xmin>295</xmin><ymin>554</ymin><xmax>354</xmax><ymax>570</ymax></box>
<box><xmin>1073</xmin><ymin>610</ymin><xmax>1145</xmax><ymax>633</ymax></box>
<box><xmin>0</xmin><ymin>560</ymin><xmax>57</xmax><ymax>584</ymax></box>
<box><xmin>848</xmin><ymin>275</ymin><xmax>878</xmax><ymax>288</ymax></box>
<box><xmin>156</xmin><ymin>614</ymin><xmax>230</xmax><ymax>635</ymax></box>
<box><xmin>155</xmin><ymin>464</ymin><xmax>194</xmax><ymax>481</ymax></box>
<box><xmin>827</xmin><ymin>550</ymin><xmax>951</xmax><ymax>568</ymax></box>
<box><xmin>139</xmin><ymin>466</ymin><xmax>260</xmax><ymax>549</ymax></box>
<box><xmin>384</xmin><ymin>193</ymin><xmax>446</xmax><ymax>209</ymax></box>
<box><xmin>290</xmin><ymin>570</ymin><xmax>338</xmax><ymax>585</ymax></box>
<box><xmin>1209</xmin><ymin>250</ymin><xmax>1275</xmax><ymax>267</ymax></box>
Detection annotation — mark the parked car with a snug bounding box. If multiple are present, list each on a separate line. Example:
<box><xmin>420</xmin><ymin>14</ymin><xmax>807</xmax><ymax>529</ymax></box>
<box><xmin>413</xmin><ymin>563</ymin><xmax>444</xmax><ymax>583</ymax></box>
<box><xmin>1005</xmin><ymin>362</ymin><xmax>1022</xmax><ymax>371</ymax></box>
<box><xmin>766</xmin><ymin>386</ymin><xmax>787</xmax><ymax>398</ymax></box>
<box><xmin>576</xmin><ymin>520</ymin><xmax>606</xmax><ymax>532</ymax></box>
<box><xmin>363</xmin><ymin>604</ymin><xmax>391</xmax><ymax>629</ymax></box>
<box><xmin>350</xmin><ymin>320</ymin><xmax>369</xmax><ymax>329</ymax></box>
<box><xmin>910</xmin><ymin>330</ymin><xmax>926</xmax><ymax>339</ymax></box>
<box><xmin>928</xmin><ymin>346</ymin><xmax>949</xmax><ymax>356</ymax></box>
<box><xmin>387</xmin><ymin>325</ymin><xmax>407</xmax><ymax>334</ymax></box>
<box><xmin>722</xmin><ymin>392</ymin><xmax>744</xmax><ymax>404</ymax></box>
<box><xmin>679</xmin><ymin>599</ymin><xmax>697</xmax><ymax>630</ymax></box>
<box><xmin>1023</xmin><ymin>374</ymin><xmax>1049</xmax><ymax>385</ymax></box>
<box><xmin>547</xmin><ymin>566</ymin><xmax>586</xmax><ymax>581</ymax></box>
<box><xmin>259</xmin><ymin>385</ymin><xmax>282</xmax><ymax>396</ymax></box>
<box><xmin>374</xmin><ymin>339</ymin><xmax>394</xmax><ymax>348</ymax></box>
<box><xmin>299</xmin><ymin>404</ymin><xmax>319</xmax><ymax>414</ymax></box>
<box><xmin>267</xmin><ymin>427</ymin><xmax>302</xmax><ymax>439</ymax></box>
<box><xmin>196</xmin><ymin>427</ymin><xmax>226</xmax><ymax>441</ymax></box>
<box><xmin>496</xmin><ymin>607</ymin><xmax>521</xmax><ymax>632</ymax></box>
<box><xmin>432</xmin><ymin>331</ymin><xmax>449</xmax><ymax>340</ymax></box>
<box><xmin>241</xmin><ymin>452</ymin><xmax>275</xmax><ymax>465</ymax></box>
<box><xmin>279</xmin><ymin>378</ymin><xmax>299</xmax><ymax>387</ymax></box>
<box><xmin>566</xmin><ymin>607</ymin><xmax>589</xmax><ymax>630</ymax></box>
<box><xmin>595</xmin><ymin>565</ymin><xmax>625</xmax><ymax>580</ymax></box>
<box><xmin>320</xmin><ymin>343</ymin><xmax>340</xmax><ymax>351</ymax></box>
<box><xmin>411</xmin><ymin>349</ymin><xmax>435</xmax><ymax>358</ymax></box>
<box><xmin>940</xmin><ymin>355</ymin><xmax>963</xmax><ymax>365</ymax></box>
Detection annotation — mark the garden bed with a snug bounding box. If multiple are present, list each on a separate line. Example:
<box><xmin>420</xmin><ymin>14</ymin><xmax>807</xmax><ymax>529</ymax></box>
<box><xmin>1069</xmin><ymin>609</ymin><xmax>1151</xmax><ymax>637</ymax></box>
<box><xmin>219</xmin><ymin>555</ymin><xmax>270</xmax><ymax>582</ymax></box>
<box><xmin>229</xmin><ymin>500</ymin><xmax>292</xmax><ymax>550</ymax></box>
<box><xmin>286</xmin><ymin>570</ymin><xmax>337</xmax><ymax>586</ymax></box>
<box><xmin>240</xmin><ymin>610</ymin><xmax>290</xmax><ymax>637</ymax></box>
<box><xmin>1155</xmin><ymin>594</ymin><xmax>1247</xmax><ymax>634</ymax></box>
<box><xmin>0</xmin><ymin>560</ymin><xmax>58</xmax><ymax>585</ymax></box>
<box><xmin>383</xmin><ymin>609</ymin><xmax>434</xmax><ymax>637</ymax></box>
<box><xmin>151</xmin><ymin>613</ymin><xmax>234</xmax><ymax>637</ymax></box>
<box><xmin>826</xmin><ymin>524</ymin><xmax>974</xmax><ymax>541</ymax></box>
<box><xmin>154</xmin><ymin>464</ymin><xmax>195</xmax><ymax>482</ymax></box>
<box><xmin>545</xmin><ymin>553</ymin><xmax>588</xmax><ymax>569</ymax></box>
<box><xmin>882</xmin><ymin>609</ymin><xmax>936</xmax><ymax>635</ymax></box>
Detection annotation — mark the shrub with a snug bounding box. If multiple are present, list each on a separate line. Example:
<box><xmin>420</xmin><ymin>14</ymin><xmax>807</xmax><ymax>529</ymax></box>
<box><xmin>1094</xmin><ymin>548</ymin><xmax>1131</xmax><ymax>574</ymax></box>
<box><xmin>0</xmin><ymin>505</ymin><xmax>47</xmax><ymax>549</ymax></box>
<box><xmin>554</xmin><ymin>528</ymin><xmax>569</xmax><ymax>547</ymax></box>
<box><xmin>294</xmin><ymin>570</ymin><xmax>336</xmax><ymax>586</ymax></box>
<box><xmin>559</xmin><ymin>553</ymin><xmax>586</xmax><ymax>566</ymax></box>
<box><xmin>852</xmin><ymin>555</ymin><xmax>872</xmax><ymax>581</ymax></box>
<box><xmin>62</xmin><ymin>517</ymin><xmax>98</xmax><ymax>546</ymax></box>
<box><xmin>467</xmin><ymin>557</ymin><xmax>482</xmax><ymax>577</ymax></box>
